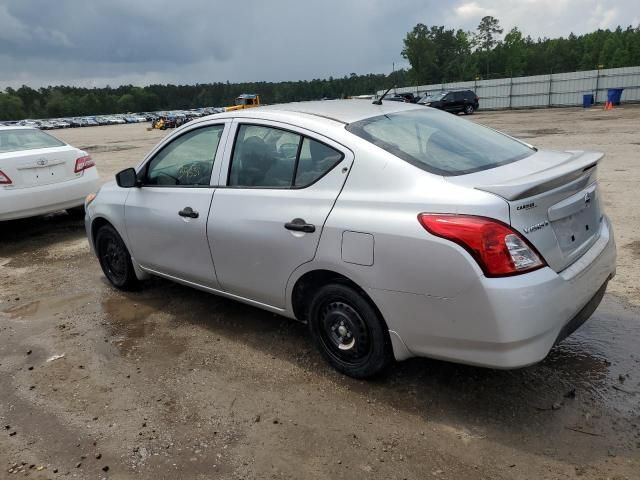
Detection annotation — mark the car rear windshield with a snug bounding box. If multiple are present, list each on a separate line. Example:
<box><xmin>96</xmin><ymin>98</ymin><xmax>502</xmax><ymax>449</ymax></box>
<box><xmin>0</xmin><ymin>129</ymin><xmax>65</xmax><ymax>154</ymax></box>
<box><xmin>346</xmin><ymin>109</ymin><xmax>534</xmax><ymax>176</ymax></box>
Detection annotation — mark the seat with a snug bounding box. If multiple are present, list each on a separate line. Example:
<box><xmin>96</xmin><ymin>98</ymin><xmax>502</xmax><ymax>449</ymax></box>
<box><xmin>233</xmin><ymin>136</ymin><xmax>274</xmax><ymax>186</ymax></box>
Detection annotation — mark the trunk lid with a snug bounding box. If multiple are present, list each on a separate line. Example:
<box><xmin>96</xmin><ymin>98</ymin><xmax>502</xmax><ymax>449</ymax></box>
<box><xmin>446</xmin><ymin>149</ymin><xmax>604</xmax><ymax>272</ymax></box>
<box><xmin>0</xmin><ymin>146</ymin><xmax>84</xmax><ymax>189</ymax></box>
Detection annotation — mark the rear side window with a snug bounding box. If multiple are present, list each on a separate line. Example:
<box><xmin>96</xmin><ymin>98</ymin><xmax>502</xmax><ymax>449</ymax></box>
<box><xmin>294</xmin><ymin>138</ymin><xmax>343</xmax><ymax>187</ymax></box>
<box><xmin>346</xmin><ymin>109</ymin><xmax>533</xmax><ymax>176</ymax></box>
<box><xmin>229</xmin><ymin>124</ymin><xmax>343</xmax><ymax>188</ymax></box>
<box><xmin>0</xmin><ymin>129</ymin><xmax>65</xmax><ymax>153</ymax></box>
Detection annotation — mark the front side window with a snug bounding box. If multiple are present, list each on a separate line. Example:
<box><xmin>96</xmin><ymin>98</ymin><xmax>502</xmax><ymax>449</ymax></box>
<box><xmin>0</xmin><ymin>129</ymin><xmax>65</xmax><ymax>153</ymax></box>
<box><xmin>346</xmin><ymin>109</ymin><xmax>533</xmax><ymax>176</ymax></box>
<box><xmin>145</xmin><ymin>125</ymin><xmax>224</xmax><ymax>186</ymax></box>
<box><xmin>229</xmin><ymin>124</ymin><xmax>344</xmax><ymax>188</ymax></box>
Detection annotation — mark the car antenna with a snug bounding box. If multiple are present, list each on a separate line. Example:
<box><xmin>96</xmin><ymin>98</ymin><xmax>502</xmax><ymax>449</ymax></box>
<box><xmin>372</xmin><ymin>85</ymin><xmax>396</xmax><ymax>105</ymax></box>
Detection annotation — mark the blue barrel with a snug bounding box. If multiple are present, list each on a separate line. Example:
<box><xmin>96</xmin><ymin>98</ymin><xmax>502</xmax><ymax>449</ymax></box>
<box><xmin>607</xmin><ymin>88</ymin><xmax>624</xmax><ymax>105</ymax></box>
<box><xmin>583</xmin><ymin>94</ymin><xmax>594</xmax><ymax>108</ymax></box>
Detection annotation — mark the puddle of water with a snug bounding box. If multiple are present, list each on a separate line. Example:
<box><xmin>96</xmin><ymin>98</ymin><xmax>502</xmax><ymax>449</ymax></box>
<box><xmin>344</xmin><ymin>293</ymin><xmax>640</xmax><ymax>456</ymax></box>
<box><xmin>101</xmin><ymin>294</ymin><xmax>187</xmax><ymax>357</ymax></box>
<box><xmin>2</xmin><ymin>300</ymin><xmax>40</xmax><ymax>319</ymax></box>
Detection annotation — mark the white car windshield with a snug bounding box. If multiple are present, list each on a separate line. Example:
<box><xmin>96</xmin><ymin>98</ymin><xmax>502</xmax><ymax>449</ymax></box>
<box><xmin>346</xmin><ymin>109</ymin><xmax>534</xmax><ymax>176</ymax></box>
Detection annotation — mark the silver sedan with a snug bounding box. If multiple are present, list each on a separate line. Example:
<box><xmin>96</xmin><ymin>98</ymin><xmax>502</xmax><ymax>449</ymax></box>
<box><xmin>85</xmin><ymin>100</ymin><xmax>616</xmax><ymax>378</ymax></box>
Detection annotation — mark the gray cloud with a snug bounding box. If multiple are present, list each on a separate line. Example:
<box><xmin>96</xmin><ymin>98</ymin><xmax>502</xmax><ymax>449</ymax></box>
<box><xmin>0</xmin><ymin>0</ymin><xmax>638</xmax><ymax>88</ymax></box>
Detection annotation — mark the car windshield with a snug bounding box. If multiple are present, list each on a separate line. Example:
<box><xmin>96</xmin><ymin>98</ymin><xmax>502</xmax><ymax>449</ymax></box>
<box><xmin>346</xmin><ymin>109</ymin><xmax>534</xmax><ymax>176</ymax></box>
<box><xmin>0</xmin><ymin>129</ymin><xmax>65</xmax><ymax>154</ymax></box>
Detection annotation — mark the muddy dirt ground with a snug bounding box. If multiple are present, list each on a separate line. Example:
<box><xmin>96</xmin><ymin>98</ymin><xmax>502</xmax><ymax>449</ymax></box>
<box><xmin>1</xmin><ymin>106</ymin><xmax>639</xmax><ymax>479</ymax></box>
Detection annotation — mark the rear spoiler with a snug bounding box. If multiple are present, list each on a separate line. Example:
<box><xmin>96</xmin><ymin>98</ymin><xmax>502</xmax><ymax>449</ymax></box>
<box><xmin>475</xmin><ymin>150</ymin><xmax>603</xmax><ymax>201</ymax></box>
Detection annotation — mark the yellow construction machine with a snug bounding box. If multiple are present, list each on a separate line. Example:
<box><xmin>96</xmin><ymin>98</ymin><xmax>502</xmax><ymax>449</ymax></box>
<box><xmin>224</xmin><ymin>94</ymin><xmax>261</xmax><ymax>112</ymax></box>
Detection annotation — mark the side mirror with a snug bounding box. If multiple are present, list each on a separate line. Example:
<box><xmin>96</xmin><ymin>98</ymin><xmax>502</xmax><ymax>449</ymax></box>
<box><xmin>115</xmin><ymin>168</ymin><xmax>139</xmax><ymax>188</ymax></box>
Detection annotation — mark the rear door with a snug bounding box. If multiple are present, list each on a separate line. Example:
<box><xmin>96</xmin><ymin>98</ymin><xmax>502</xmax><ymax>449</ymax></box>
<box><xmin>0</xmin><ymin>128</ymin><xmax>82</xmax><ymax>188</ymax></box>
<box><xmin>451</xmin><ymin>92</ymin><xmax>465</xmax><ymax>111</ymax></box>
<box><xmin>124</xmin><ymin>122</ymin><xmax>229</xmax><ymax>288</ymax></box>
<box><xmin>207</xmin><ymin>120</ymin><xmax>352</xmax><ymax>308</ymax></box>
<box><xmin>441</xmin><ymin>93</ymin><xmax>456</xmax><ymax>111</ymax></box>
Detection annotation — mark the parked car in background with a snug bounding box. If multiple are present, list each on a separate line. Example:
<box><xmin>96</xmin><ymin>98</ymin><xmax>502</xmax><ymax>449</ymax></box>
<box><xmin>0</xmin><ymin>126</ymin><xmax>99</xmax><ymax>220</ymax></box>
<box><xmin>18</xmin><ymin>120</ymin><xmax>40</xmax><ymax>128</ymax></box>
<box><xmin>85</xmin><ymin>100</ymin><xmax>615</xmax><ymax>379</ymax></box>
<box><xmin>54</xmin><ymin>119</ymin><xmax>71</xmax><ymax>128</ymax></box>
<box><xmin>419</xmin><ymin>90</ymin><xmax>479</xmax><ymax>114</ymax></box>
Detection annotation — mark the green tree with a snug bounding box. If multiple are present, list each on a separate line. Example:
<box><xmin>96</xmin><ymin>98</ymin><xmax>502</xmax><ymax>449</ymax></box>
<box><xmin>475</xmin><ymin>15</ymin><xmax>503</xmax><ymax>75</ymax></box>
<box><xmin>117</xmin><ymin>93</ymin><xmax>137</xmax><ymax>113</ymax></box>
<box><xmin>503</xmin><ymin>27</ymin><xmax>527</xmax><ymax>76</ymax></box>
<box><xmin>0</xmin><ymin>93</ymin><xmax>25</xmax><ymax>120</ymax></box>
<box><xmin>402</xmin><ymin>23</ymin><xmax>438</xmax><ymax>84</ymax></box>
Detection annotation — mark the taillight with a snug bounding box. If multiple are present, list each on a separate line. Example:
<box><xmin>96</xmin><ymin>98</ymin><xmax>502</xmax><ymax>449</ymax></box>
<box><xmin>0</xmin><ymin>170</ymin><xmax>12</xmax><ymax>185</ymax></box>
<box><xmin>418</xmin><ymin>214</ymin><xmax>545</xmax><ymax>277</ymax></box>
<box><xmin>74</xmin><ymin>155</ymin><xmax>95</xmax><ymax>173</ymax></box>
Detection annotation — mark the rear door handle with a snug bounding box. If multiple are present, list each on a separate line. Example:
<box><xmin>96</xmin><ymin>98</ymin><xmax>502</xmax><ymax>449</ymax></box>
<box><xmin>284</xmin><ymin>218</ymin><xmax>315</xmax><ymax>233</ymax></box>
<box><xmin>178</xmin><ymin>206</ymin><xmax>199</xmax><ymax>218</ymax></box>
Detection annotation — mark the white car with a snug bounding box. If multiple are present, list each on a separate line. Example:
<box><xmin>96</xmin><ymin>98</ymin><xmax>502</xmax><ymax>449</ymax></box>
<box><xmin>0</xmin><ymin>126</ymin><xmax>99</xmax><ymax>221</ymax></box>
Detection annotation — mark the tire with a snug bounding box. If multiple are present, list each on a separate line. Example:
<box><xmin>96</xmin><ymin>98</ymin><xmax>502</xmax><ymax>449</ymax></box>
<box><xmin>308</xmin><ymin>283</ymin><xmax>392</xmax><ymax>379</ymax></box>
<box><xmin>464</xmin><ymin>104</ymin><xmax>475</xmax><ymax>115</ymax></box>
<box><xmin>66</xmin><ymin>205</ymin><xmax>85</xmax><ymax>219</ymax></box>
<box><xmin>95</xmin><ymin>224</ymin><xmax>139</xmax><ymax>291</ymax></box>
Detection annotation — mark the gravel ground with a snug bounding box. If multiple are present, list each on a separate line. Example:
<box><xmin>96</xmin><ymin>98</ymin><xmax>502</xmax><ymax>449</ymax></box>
<box><xmin>1</xmin><ymin>106</ymin><xmax>639</xmax><ymax>479</ymax></box>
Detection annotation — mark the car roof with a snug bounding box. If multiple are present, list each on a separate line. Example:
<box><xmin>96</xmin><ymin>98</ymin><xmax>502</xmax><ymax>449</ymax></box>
<box><xmin>206</xmin><ymin>99</ymin><xmax>424</xmax><ymax>125</ymax></box>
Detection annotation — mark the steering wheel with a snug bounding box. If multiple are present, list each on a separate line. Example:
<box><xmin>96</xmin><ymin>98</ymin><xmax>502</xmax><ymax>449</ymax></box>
<box><xmin>177</xmin><ymin>161</ymin><xmax>210</xmax><ymax>185</ymax></box>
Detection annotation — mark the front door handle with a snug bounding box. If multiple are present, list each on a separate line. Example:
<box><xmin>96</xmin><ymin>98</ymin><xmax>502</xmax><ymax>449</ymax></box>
<box><xmin>178</xmin><ymin>206</ymin><xmax>199</xmax><ymax>219</ymax></box>
<box><xmin>284</xmin><ymin>218</ymin><xmax>315</xmax><ymax>233</ymax></box>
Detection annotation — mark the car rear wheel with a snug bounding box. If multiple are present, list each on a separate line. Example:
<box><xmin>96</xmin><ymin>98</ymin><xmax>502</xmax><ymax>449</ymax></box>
<box><xmin>464</xmin><ymin>104</ymin><xmax>475</xmax><ymax>115</ymax></box>
<box><xmin>95</xmin><ymin>224</ymin><xmax>139</xmax><ymax>291</ymax></box>
<box><xmin>308</xmin><ymin>283</ymin><xmax>392</xmax><ymax>378</ymax></box>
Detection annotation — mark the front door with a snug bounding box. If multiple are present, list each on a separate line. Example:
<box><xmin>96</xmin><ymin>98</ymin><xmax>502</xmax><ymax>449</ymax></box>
<box><xmin>208</xmin><ymin>121</ymin><xmax>352</xmax><ymax>308</ymax></box>
<box><xmin>125</xmin><ymin>123</ymin><xmax>228</xmax><ymax>288</ymax></box>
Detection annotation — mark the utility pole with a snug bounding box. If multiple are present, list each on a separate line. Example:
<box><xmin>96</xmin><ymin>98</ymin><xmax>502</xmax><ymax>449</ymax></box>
<box><xmin>392</xmin><ymin>62</ymin><xmax>396</xmax><ymax>93</ymax></box>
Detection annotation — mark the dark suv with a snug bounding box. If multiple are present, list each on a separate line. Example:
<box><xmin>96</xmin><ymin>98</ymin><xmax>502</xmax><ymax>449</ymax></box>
<box><xmin>418</xmin><ymin>90</ymin><xmax>479</xmax><ymax>114</ymax></box>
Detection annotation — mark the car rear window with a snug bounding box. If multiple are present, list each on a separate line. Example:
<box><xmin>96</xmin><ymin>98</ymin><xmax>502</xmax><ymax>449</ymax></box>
<box><xmin>0</xmin><ymin>129</ymin><xmax>65</xmax><ymax>154</ymax></box>
<box><xmin>346</xmin><ymin>109</ymin><xmax>533</xmax><ymax>176</ymax></box>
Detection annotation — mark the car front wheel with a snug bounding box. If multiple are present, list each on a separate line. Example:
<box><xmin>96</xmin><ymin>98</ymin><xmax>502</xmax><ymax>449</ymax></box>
<box><xmin>308</xmin><ymin>283</ymin><xmax>392</xmax><ymax>378</ymax></box>
<box><xmin>95</xmin><ymin>224</ymin><xmax>139</xmax><ymax>291</ymax></box>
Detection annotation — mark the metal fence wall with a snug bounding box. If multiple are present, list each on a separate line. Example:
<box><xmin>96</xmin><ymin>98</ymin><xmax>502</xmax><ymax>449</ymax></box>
<box><xmin>380</xmin><ymin>66</ymin><xmax>640</xmax><ymax>109</ymax></box>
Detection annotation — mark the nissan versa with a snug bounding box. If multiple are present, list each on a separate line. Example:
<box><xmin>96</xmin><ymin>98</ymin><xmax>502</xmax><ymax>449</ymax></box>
<box><xmin>84</xmin><ymin>100</ymin><xmax>616</xmax><ymax>378</ymax></box>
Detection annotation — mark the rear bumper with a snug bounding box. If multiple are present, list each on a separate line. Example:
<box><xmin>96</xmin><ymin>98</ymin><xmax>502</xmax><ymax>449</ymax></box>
<box><xmin>371</xmin><ymin>216</ymin><xmax>616</xmax><ymax>367</ymax></box>
<box><xmin>0</xmin><ymin>169</ymin><xmax>100</xmax><ymax>221</ymax></box>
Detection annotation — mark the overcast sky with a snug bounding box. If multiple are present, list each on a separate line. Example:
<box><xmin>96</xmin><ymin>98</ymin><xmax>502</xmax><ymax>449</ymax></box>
<box><xmin>1</xmin><ymin>0</ymin><xmax>638</xmax><ymax>89</ymax></box>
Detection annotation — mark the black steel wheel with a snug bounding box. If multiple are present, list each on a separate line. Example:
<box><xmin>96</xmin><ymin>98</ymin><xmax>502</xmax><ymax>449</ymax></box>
<box><xmin>308</xmin><ymin>283</ymin><xmax>392</xmax><ymax>378</ymax></box>
<box><xmin>95</xmin><ymin>224</ymin><xmax>139</xmax><ymax>290</ymax></box>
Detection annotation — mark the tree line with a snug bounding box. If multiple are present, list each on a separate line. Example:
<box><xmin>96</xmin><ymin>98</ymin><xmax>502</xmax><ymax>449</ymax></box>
<box><xmin>402</xmin><ymin>18</ymin><xmax>640</xmax><ymax>85</ymax></box>
<box><xmin>0</xmin><ymin>72</ymin><xmax>407</xmax><ymax>121</ymax></box>
<box><xmin>1</xmin><ymin>17</ymin><xmax>639</xmax><ymax>121</ymax></box>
